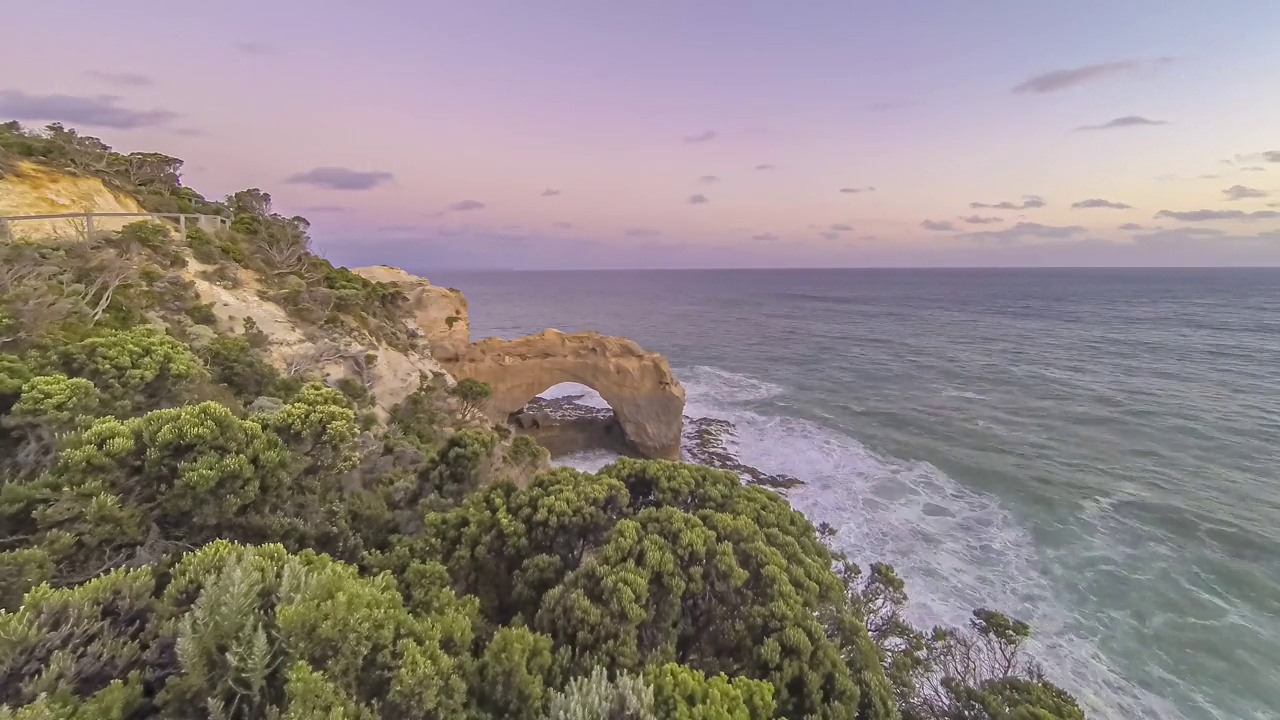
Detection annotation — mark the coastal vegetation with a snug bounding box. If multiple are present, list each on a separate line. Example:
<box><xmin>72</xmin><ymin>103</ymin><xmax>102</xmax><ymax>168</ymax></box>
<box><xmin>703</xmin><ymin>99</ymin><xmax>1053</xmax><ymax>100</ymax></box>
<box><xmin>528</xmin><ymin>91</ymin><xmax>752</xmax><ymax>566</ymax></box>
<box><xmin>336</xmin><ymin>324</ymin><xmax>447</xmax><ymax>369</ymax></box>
<box><xmin>0</xmin><ymin>121</ymin><xmax>1084</xmax><ymax>718</ymax></box>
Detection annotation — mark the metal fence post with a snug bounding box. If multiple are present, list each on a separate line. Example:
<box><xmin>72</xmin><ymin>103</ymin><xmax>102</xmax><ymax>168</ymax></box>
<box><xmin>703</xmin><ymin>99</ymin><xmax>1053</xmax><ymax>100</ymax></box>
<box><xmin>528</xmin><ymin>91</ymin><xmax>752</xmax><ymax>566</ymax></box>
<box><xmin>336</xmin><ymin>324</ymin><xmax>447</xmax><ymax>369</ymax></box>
<box><xmin>84</xmin><ymin>213</ymin><xmax>94</xmax><ymax>239</ymax></box>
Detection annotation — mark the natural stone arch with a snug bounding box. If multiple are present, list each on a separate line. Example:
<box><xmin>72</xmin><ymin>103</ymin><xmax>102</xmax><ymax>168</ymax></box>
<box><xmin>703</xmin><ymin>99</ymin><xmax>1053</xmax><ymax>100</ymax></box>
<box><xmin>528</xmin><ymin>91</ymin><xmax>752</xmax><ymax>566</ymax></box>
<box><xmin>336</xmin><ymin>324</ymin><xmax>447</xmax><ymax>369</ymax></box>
<box><xmin>445</xmin><ymin>329</ymin><xmax>685</xmax><ymax>459</ymax></box>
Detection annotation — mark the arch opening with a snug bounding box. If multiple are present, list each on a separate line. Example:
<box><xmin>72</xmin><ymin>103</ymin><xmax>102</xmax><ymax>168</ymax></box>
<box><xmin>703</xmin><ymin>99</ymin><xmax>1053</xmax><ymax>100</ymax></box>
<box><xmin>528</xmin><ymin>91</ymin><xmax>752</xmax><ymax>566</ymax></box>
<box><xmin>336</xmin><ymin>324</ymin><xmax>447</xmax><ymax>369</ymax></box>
<box><xmin>441</xmin><ymin>329</ymin><xmax>686</xmax><ymax>459</ymax></box>
<box><xmin>508</xmin><ymin>382</ymin><xmax>638</xmax><ymax>462</ymax></box>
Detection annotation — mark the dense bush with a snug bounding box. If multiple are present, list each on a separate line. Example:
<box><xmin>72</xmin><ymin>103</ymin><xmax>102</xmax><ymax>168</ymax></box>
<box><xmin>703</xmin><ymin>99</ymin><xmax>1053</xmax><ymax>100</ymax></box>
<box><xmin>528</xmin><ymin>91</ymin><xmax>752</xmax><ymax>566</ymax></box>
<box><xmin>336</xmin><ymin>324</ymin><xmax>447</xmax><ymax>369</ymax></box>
<box><xmin>0</xmin><ymin>120</ymin><xmax>1086</xmax><ymax>719</ymax></box>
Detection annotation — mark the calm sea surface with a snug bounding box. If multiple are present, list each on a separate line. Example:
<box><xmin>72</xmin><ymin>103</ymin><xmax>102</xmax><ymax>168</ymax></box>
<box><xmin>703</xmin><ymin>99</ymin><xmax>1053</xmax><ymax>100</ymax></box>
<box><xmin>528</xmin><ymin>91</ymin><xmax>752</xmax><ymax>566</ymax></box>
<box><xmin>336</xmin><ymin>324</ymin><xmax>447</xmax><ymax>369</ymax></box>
<box><xmin>428</xmin><ymin>268</ymin><xmax>1280</xmax><ymax>720</ymax></box>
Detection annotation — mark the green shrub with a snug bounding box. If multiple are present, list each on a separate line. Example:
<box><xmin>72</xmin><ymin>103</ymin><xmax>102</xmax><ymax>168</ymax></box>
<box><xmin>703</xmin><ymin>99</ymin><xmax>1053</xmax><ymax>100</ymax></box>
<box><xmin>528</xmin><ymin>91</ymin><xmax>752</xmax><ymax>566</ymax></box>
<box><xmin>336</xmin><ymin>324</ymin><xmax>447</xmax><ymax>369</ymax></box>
<box><xmin>52</xmin><ymin>326</ymin><xmax>203</xmax><ymax>413</ymax></box>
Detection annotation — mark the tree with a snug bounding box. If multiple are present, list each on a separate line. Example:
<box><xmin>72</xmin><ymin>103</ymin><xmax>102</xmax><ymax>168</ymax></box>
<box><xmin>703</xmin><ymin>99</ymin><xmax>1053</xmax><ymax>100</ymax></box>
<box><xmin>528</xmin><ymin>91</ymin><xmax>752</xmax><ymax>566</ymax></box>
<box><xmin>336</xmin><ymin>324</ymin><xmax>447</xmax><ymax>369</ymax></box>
<box><xmin>123</xmin><ymin>152</ymin><xmax>183</xmax><ymax>191</ymax></box>
<box><xmin>450</xmin><ymin>377</ymin><xmax>491</xmax><ymax>421</ymax></box>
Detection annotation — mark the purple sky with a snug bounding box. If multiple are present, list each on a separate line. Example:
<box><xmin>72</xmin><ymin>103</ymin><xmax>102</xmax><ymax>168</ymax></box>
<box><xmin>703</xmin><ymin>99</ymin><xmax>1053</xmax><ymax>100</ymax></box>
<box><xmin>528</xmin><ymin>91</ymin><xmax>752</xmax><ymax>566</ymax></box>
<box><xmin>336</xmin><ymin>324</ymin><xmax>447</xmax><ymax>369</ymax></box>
<box><xmin>3</xmin><ymin>1</ymin><xmax>1279</xmax><ymax>268</ymax></box>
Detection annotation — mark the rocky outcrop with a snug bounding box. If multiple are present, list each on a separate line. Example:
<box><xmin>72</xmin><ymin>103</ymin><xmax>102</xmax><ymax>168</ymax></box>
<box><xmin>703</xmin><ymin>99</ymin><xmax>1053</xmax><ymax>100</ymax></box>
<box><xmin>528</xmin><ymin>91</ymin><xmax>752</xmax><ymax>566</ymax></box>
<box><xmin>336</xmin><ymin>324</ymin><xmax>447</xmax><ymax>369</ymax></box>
<box><xmin>352</xmin><ymin>265</ymin><xmax>470</xmax><ymax>360</ymax></box>
<box><xmin>185</xmin><ymin>259</ymin><xmax>448</xmax><ymax>414</ymax></box>
<box><xmin>0</xmin><ymin>160</ymin><xmax>146</xmax><ymax>239</ymax></box>
<box><xmin>446</xmin><ymin>329</ymin><xmax>685</xmax><ymax>459</ymax></box>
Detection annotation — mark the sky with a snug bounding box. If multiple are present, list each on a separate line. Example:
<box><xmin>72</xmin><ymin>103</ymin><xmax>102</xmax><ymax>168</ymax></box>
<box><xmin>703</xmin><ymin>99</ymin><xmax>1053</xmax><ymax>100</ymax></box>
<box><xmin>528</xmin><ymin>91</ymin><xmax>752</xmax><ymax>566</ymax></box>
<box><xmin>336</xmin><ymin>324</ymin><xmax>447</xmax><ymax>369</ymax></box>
<box><xmin>2</xmin><ymin>1</ymin><xmax>1279</xmax><ymax>269</ymax></box>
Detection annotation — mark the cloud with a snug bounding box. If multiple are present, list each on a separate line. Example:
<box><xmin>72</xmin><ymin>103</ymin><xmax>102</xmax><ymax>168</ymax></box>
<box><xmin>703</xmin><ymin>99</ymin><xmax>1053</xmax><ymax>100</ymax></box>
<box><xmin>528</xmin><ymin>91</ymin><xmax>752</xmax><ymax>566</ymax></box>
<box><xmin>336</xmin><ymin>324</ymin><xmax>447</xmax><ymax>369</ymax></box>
<box><xmin>541</xmin><ymin>188</ymin><xmax>561</xmax><ymax>197</ymax></box>
<box><xmin>962</xmin><ymin>215</ymin><xmax>1003</xmax><ymax>224</ymax></box>
<box><xmin>1118</xmin><ymin>223</ymin><xmax>1157</xmax><ymax>231</ymax></box>
<box><xmin>751</xmin><ymin>233</ymin><xmax>780</xmax><ymax>241</ymax></box>
<box><xmin>625</xmin><ymin>227</ymin><xmax>661</xmax><ymax>237</ymax></box>
<box><xmin>970</xmin><ymin>195</ymin><xmax>1046</xmax><ymax>210</ymax></box>
<box><xmin>298</xmin><ymin>205</ymin><xmax>348</xmax><ymax>213</ymax></box>
<box><xmin>285</xmin><ymin>167</ymin><xmax>395</xmax><ymax>191</ymax></box>
<box><xmin>377</xmin><ymin>224</ymin><xmax>422</xmax><ymax>233</ymax></box>
<box><xmin>1071</xmin><ymin>198</ymin><xmax>1132</xmax><ymax>210</ymax></box>
<box><xmin>839</xmin><ymin>186</ymin><xmax>875</xmax><ymax>193</ymax></box>
<box><xmin>1223</xmin><ymin>185</ymin><xmax>1268</xmax><ymax>201</ymax></box>
<box><xmin>754</xmin><ymin>164</ymin><xmax>776</xmax><ymax>171</ymax></box>
<box><xmin>1198</xmin><ymin>174</ymin><xmax>1221</xmax><ymax>179</ymax></box>
<box><xmin>921</xmin><ymin>219</ymin><xmax>957</xmax><ymax>232</ymax></box>
<box><xmin>553</xmin><ymin>222</ymin><xmax>574</xmax><ymax>229</ymax></box>
<box><xmin>830</xmin><ymin>223</ymin><xmax>854</xmax><ymax>232</ymax></box>
<box><xmin>683</xmin><ymin>130</ymin><xmax>717</xmax><ymax>144</ymax></box>
<box><xmin>957</xmin><ymin>222</ymin><xmax>1087</xmax><ymax>243</ymax></box>
<box><xmin>1265</xmin><ymin>151</ymin><xmax>1280</xmax><ymax>163</ymax></box>
<box><xmin>1154</xmin><ymin>209</ymin><xmax>1280</xmax><ymax>221</ymax></box>
<box><xmin>235</xmin><ymin>41</ymin><xmax>273</xmax><ymax>55</ymax></box>
<box><xmin>0</xmin><ymin>90</ymin><xmax>177</xmax><ymax>129</ymax></box>
<box><xmin>1011</xmin><ymin>60</ymin><xmax>1138</xmax><ymax>94</ymax></box>
<box><xmin>687</xmin><ymin>194</ymin><xmax>710</xmax><ymax>205</ymax></box>
<box><xmin>1132</xmin><ymin>227</ymin><xmax>1226</xmax><ymax>242</ymax></box>
<box><xmin>447</xmin><ymin>199</ymin><xmax>486</xmax><ymax>212</ymax></box>
<box><xmin>1257</xmin><ymin>229</ymin><xmax>1280</xmax><ymax>241</ymax></box>
<box><xmin>1241</xmin><ymin>166</ymin><xmax>1267</xmax><ymax>172</ymax></box>
<box><xmin>1076</xmin><ymin>115</ymin><xmax>1167</xmax><ymax>131</ymax></box>
<box><xmin>697</xmin><ymin>175</ymin><xmax>720</xmax><ymax>184</ymax></box>
<box><xmin>171</xmin><ymin>127</ymin><xmax>208</xmax><ymax>137</ymax></box>
<box><xmin>866</xmin><ymin>101</ymin><xmax>915</xmax><ymax>111</ymax></box>
<box><xmin>820</xmin><ymin>232</ymin><xmax>840</xmax><ymax>240</ymax></box>
<box><xmin>84</xmin><ymin>71</ymin><xmax>152</xmax><ymax>87</ymax></box>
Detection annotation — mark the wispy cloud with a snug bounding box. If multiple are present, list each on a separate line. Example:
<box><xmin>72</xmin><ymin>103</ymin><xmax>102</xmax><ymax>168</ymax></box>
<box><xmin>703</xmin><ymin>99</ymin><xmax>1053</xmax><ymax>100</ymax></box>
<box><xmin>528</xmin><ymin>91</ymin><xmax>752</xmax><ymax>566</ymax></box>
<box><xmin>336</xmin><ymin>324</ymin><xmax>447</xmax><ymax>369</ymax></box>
<box><xmin>957</xmin><ymin>222</ymin><xmax>1087</xmax><ymax>243</ymax></box>
<box><xmin>1223</xmin><ymin>185</ymin><xmax>1268</xmax><ymax>201</ymax></box>
<box><xmin>1076</xmin><ymin>115</ymin><xmax>1167</xmax><ymax>131</ymax></box>
<box><xmin>1119</xmin><ymin>223</ymin><xmax>1159</xmax><ymax>231</ymax></box>
<box><xmin>970</xmin><ymin>195</ymin><xmax>1046</xmax><ymax>210</ymax></box>
<box><xmin>1241</xmin><ymin>167</ymin><xmax>1267</xmax><ymax>172</ymax></box>
<box><xmin>754</xmin><ymin>164</ymin><xmax>776</xmax><ymax>171</ymax></box>
<box><xmin>553</xmin><ymin>222</ymin><xmax>574</xmax><ymax>229</ymax></box>
<box><xmin>1132</xmin><ymin>227</ymin><xmax>1226</xmax><ymax>242</ymax></box>
<box><xmin>1155</xmin><ymin>209</ymin><xmax>1280</xmax><ymax>221</ymax></box>
<box><xmin>234</xmin><ymin>41</ymin><xmax>273</xmax><ymax>55</ymax></box>
<box><xmin>1265</xmin><ymin>151</ymin><xmax>1280</xmax><ymax>163</ymax></box>
<box><xmin>298</xmin><ymin>205</ymin><xmax>349</xmax><ymax>213</ymax></box>
<box><xmin>839</xmin><ymin>186</ymin><xmax>875</xmax><ymax>193</ymax></box>
<box><xmin>830</xmin><ymin>223</ymin><xmax>854</xmax><ymax>232</ymax></box>
<box><xmin>84</xmin><ymin>71</ymin><xmax>152</xmax><ymax>87</ymax></box>
<box><xmin>961</xmin><ymin>215</ymin><xmax>1003</xmax><ymax>225</ymax></box>
<box><xmin>625</xmin><ymin>227</ymin><xmax>661</xmax><ymax>237</ymax></box>
<box><xmin>541</xmin><ymin>188</ymin><xmax>561</xmax><ymax>197</ymax></box>
<box><xmin>683</xmin><ymin>130</ymin><xmax>717</xmax><ymax>144</ymax></box>
<box><xmin>1012</xmin><ymin>60</ymin><xmax>1139</xmax><ymax>94</ymax></box>
<box><xmin>285</xmin><ymin>167</ymin><xmax>395</xmax><ymax>191</ymax></box>
<box><xmin>447</xmin><ymin>199</ymin><xmax>486</xmax><ymax>212</ymax></box>
<box><xmin>377</xmin><ymin>224</ymin><xmax>422</xmax><ymax>233</ymax></box>
<box><xmin>1198</xmin><ymin>174</ymin><xmax>1221</xmax><ymax>180</ymax></box>
<box><xmin>751</xmin><ymin>232</ymin><xmax>780</xmax><ymax>241</ymax></box>
<box><xmin>921</xmin><ymin>219</ymin><xmax>957</xmax><ymax>232</ymax></box>
<box><xmin>1071</xmin><ymin>198</ymin><xmax>1133</xmax><ymax>210</ymax></box>
<box><xmin>0</xmin><ymin>90</ymin><xmax>177</xmax><ymax>129</ymax></box>
<box><xmin>698</xmin><ymin>175</ymin><xmax>720</xmax><ymax>184</ymax></box>
<box><xmin>687</xmin><ymin>194</ymin><xmax>710</xmax><ymax>205</ymax></box>
<box><xmin>820</xmin><ymin>231</ymin><xmax>840</xmax><ymax>240</ymax></box>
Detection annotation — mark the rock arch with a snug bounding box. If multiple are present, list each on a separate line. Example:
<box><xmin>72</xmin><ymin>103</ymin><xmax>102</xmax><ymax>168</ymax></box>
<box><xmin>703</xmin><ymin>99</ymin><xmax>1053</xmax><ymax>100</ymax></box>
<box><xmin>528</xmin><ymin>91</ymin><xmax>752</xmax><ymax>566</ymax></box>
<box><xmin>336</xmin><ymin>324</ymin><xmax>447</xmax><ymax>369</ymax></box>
<box><xmin>445</xmin><ymin>329</ymin><xmax>685</xmax><ymax>459</ymax></box>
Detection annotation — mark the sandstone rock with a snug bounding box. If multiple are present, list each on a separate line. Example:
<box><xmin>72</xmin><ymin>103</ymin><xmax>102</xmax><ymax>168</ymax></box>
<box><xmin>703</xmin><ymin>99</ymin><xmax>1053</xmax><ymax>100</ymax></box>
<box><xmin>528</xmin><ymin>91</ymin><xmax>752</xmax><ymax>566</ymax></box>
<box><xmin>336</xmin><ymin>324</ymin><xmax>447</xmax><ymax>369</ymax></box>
<box><xmin>184</xmin><ymin>259</ymin><xmax>449</xmax><ymax>416</ymax></box>
<box><xmin>352</xmin><ymin>265</ymin><xmax>470</xmax><ymax>360</ymax></box>
<box><xmin>444</xmin><ymin>329</ymin><xmax>685</xmax><ymax>459</ymax></box>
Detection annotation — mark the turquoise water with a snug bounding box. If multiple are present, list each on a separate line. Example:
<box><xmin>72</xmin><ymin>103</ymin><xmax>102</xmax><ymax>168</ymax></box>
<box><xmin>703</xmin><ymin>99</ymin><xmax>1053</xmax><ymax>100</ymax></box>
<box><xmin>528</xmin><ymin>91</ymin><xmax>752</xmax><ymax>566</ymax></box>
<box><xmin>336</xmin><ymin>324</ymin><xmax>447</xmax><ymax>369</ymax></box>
<box><xmin>430</xmin><ymin>268</ymin><xmax>1280</xmax><ymax>720</ymax></box>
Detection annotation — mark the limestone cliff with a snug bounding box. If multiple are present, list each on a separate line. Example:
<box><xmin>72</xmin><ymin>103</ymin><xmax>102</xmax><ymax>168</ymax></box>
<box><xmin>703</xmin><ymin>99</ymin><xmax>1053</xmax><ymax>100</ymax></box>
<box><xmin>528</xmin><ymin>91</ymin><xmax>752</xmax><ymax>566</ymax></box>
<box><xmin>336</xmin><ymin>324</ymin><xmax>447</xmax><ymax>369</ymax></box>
<box><xmin>355</xmin><ymin>266</ymin><xmax>686</xmax><ymax>459</ymax></box>
<box><xmin>185</xmin><ymin>260</ymin><xmax>448</xmax><ymax>415</ymax></box>
<box><xmin>352</xmin><ymin>265</ymin><xmax>470</xmax><ymax>359</ymax></box>
<box><xmin>0</xmin><ymin>160</ymin><xmax>145</xmax><ymax>238</ymax></box>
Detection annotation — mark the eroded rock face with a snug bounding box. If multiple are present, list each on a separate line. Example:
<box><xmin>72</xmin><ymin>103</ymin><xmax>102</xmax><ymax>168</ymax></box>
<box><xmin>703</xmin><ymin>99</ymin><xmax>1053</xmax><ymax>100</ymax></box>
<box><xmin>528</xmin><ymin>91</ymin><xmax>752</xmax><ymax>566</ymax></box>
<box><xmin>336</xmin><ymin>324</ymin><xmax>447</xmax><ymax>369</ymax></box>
<box><xmin>352</xmin><ymin>265</ymin><xmax>470</xmax><ymax>360</ymax></box>
<box><xmin>446</xmin><ymin>329</ymin><xmax>685</xmax><ymax>459</ymax></box>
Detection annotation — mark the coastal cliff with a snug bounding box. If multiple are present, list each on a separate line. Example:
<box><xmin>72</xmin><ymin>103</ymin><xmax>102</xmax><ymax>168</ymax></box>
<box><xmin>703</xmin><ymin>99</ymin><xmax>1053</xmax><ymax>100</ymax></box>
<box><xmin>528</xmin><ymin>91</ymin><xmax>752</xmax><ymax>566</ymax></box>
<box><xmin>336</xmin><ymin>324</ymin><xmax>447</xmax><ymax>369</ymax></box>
<box><xmin>0</xmin><ymin>120</ymin><xmax>1085</xmax><ymax>720</ymax></box>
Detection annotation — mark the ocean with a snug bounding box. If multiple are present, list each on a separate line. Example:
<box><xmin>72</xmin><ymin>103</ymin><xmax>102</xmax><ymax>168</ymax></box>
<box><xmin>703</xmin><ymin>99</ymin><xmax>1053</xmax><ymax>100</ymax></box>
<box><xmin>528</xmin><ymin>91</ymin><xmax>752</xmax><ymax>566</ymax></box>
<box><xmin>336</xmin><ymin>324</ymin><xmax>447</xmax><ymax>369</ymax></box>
<box><xmin>428</xmin><ymin>267</ymin><xmax>1280</xmax><ymax>720</ymax></box>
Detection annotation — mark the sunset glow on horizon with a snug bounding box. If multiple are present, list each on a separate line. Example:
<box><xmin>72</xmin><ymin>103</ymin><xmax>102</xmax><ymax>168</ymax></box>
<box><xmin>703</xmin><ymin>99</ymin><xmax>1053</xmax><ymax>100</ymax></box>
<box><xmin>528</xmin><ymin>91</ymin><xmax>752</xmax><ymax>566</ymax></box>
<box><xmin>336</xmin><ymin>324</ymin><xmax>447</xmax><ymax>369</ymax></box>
<box><xmin>3</xmin><ymin>1</ymin><xmax>1279</xmax><ymax>268</ymax></box>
